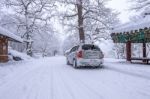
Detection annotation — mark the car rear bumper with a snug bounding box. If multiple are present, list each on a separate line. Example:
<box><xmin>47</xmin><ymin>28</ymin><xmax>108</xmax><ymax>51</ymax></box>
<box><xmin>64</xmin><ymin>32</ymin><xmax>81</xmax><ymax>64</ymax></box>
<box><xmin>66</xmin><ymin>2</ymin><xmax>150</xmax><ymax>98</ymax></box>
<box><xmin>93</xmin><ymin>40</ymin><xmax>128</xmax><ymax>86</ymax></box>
<box><xmin>77</xmin><ymin>58</ymin><xmax>104</xmax><ymax>67</ymax></box>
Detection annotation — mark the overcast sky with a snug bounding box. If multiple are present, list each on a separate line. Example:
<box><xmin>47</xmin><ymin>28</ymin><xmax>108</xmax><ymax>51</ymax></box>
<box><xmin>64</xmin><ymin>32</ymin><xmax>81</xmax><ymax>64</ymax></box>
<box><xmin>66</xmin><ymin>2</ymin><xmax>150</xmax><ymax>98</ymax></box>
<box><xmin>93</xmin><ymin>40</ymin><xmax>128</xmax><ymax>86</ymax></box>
<box><xmin>107</xmin><ymin>0</ymin><xmax>132</xmax><ymax>23</ymax></box>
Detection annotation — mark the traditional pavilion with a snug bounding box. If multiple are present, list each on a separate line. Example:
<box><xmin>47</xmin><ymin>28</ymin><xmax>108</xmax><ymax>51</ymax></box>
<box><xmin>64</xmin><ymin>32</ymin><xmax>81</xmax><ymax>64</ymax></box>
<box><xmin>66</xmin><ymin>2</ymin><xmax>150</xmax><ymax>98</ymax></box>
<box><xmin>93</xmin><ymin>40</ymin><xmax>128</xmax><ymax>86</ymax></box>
<box><xmin>0</xmin><ymin>26</ymin><xmax>23</xmax><ymax>63</ymax></box>
<box><xmin>111</xmin><ymin>16</ymin><xmax>150</xmax><ymax>64</ymax></box>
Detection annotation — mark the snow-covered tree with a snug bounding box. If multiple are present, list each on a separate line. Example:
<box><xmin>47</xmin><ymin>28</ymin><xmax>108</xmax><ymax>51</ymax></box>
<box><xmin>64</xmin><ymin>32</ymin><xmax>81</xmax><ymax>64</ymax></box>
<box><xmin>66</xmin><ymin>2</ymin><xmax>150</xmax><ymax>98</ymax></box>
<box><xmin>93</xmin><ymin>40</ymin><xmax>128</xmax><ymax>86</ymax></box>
<box><xmin>33</xmin><ymin>24</ymin><xmax>60</xmax><ymax>57</ymax></box>
<box><xmin>147</xmin><ymin>43</ymin><xmax>150</xmax><ymax>56</ymax></box>
<box><xmin>113</xmin><ymin>43</ymin><xmax>125</xmax><ymax>59</ymax></box>
<box><xmin>5</xmin><ymin>0</ymin><xmax>56</xmax><ymax>56</ymax></box>
<box><xmin>130</xmin><ymin>0</ymin><xmax>150</xmax><ymax>18</ymax></box>
<box><xmin>0</xmin><ymin>0</ymin><xmax>4</xmax><ymax>17</ymax></box>
<box><xmin>0</xmin><ymin>13</ymin><xmax>60</xmax><ymax>57</ymax></box>
<box><xmin>131</xmin><ymin>0</ymin><xmax>150</xmax><ymax>11</ymax></box>
<box><xmin>59</xmin><ymin>0</ymin><xmax>118</xmax><ymax>43</ymax></box>
<box><xmin>62</xmin><ymin>33</ymin><xmax>79</xmax><ymax>53</ymax></box>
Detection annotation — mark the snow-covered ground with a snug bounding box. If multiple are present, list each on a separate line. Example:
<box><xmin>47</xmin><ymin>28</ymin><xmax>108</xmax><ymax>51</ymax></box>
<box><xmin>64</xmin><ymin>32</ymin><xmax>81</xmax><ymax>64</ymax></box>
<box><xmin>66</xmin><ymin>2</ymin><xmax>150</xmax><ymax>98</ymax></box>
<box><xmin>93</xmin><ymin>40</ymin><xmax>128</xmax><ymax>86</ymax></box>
<box><xmin>8</xmin><ymin>48</ymin><xmax>32</xmax><ymax>61</ymax></box>
<box><xmin>0</xmin><ymin>56</ymin><xmax>150</xmax><ymax>99</ymax></box>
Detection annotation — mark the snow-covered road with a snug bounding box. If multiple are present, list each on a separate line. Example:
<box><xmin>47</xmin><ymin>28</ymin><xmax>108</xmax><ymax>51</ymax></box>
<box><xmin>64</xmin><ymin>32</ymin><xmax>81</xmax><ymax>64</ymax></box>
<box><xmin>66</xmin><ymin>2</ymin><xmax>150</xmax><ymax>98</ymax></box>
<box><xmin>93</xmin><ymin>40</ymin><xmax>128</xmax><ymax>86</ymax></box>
<box><xmin>0</xmin><ymin>56</ymin><xmax>150</xmax><ymax>99</ymax></box>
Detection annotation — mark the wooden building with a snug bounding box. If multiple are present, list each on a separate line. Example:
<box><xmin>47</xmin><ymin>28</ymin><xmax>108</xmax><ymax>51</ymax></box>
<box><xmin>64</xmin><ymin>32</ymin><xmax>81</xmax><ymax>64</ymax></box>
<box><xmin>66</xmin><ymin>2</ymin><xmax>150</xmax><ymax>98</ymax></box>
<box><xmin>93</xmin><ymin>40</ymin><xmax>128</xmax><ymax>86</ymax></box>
<box><xmin>111</xmin><ymin>28</ymin><xmax>150</xmax><ymax>63</ymax></box>
<box><xmin>111</xmin><ymin>16</ymin><xmax>150</xmax><ymax>64</ymax></box>
<box><xmin>0</xmin><ymin>27</ymin><xmax>22</xmax><ymax>63</ymax></box>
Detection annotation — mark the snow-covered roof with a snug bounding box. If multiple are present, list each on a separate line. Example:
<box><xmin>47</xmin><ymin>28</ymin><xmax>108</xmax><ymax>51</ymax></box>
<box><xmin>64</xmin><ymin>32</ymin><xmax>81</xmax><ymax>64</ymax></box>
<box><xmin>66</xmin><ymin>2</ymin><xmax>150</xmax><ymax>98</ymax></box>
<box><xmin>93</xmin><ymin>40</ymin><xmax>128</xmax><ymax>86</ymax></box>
<box><xmin>0</xmin><ymin>26</ymin><xmax>23</xmax><ymax>42</ymax></box>
<box><xmin>112</xmin><ymin>16</ymin><xmax>150</xmax><ymax>33</ymax></box>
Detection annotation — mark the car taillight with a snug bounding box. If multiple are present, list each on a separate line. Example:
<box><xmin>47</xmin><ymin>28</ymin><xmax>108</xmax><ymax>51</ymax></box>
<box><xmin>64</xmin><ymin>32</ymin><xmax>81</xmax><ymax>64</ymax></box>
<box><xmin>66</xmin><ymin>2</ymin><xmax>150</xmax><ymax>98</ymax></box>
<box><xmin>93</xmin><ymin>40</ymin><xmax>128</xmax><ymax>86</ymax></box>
<box><xmin>77</xmin><ymin>50</ymin><xmax>83</xmax><ymax>58</ymax></box>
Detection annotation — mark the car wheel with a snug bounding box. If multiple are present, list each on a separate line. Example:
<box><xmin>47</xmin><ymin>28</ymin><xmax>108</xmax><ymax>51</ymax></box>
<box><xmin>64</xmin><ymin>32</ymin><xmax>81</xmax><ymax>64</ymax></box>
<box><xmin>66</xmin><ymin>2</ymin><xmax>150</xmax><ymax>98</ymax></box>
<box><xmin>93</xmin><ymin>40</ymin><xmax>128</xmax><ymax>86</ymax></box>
<box><xmin>98</xmin><ymin>64</ymin><xmax>103</xmax><ymax>68</ymax></box>
<box><xmin>67</xmin><ymin>59</ymin><xmax>70</xmax><ymax>65</ymax></box>
<box><xmin>73</xmin><ymin>59</ymin><xmax>78</xmax><ymax>68</ymax></box>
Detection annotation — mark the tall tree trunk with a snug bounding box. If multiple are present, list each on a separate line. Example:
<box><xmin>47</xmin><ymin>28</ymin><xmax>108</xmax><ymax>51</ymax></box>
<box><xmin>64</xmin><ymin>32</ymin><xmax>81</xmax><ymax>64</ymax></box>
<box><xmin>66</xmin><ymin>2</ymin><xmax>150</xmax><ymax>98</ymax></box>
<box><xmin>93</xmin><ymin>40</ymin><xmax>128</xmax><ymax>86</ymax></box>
<box><xmin>77</xmin><ymin>0</ymin><xmax>85</xmax><ymax>43</ymax></box>
<box><xmin>25</xmin><ymin>8</ymin><xmax>33</xmax><ymax>56</ymax></box>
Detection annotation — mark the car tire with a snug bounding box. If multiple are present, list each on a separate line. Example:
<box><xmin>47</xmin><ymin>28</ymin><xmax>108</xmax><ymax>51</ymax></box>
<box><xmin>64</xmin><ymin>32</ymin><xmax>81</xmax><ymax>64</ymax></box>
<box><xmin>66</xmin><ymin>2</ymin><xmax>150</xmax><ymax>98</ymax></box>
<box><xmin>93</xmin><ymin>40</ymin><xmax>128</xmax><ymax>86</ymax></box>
<box><xmin>98</xmin><ymin>64</ymin><xmax>103</xmax><ymax>68</ymax></box>
<box><xmin>67</xmin><ymin>59</ymin><xmax>70</xmax><ymax>65</ymax></box>
<box><xmin>73</xmin><ymin>59</ymin><xmax>78</xmax><ymax>68</ymax></box>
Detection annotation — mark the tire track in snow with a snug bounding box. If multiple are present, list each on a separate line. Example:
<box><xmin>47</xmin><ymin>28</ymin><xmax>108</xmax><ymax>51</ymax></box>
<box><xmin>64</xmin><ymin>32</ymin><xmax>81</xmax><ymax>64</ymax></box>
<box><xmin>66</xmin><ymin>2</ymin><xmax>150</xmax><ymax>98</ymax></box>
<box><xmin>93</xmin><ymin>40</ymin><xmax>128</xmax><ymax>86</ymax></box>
<box><xmin>0</xmin><ymin>61</ymin><xmax>53</xmax><ymax>99</ymax></box>
<box><xmin>105</xmin><ymin>65</ymin><xmax>150</xmax><ymax>80</ymax></box>
<box><xmin>63</xmin><ymin>65</ymin><xmax>140</xmax><ymax>99</ymax></box>
<box><xmin>50</xmin><ymin>63</ymin><xmax>78</xmax><ymax>99</ymax></box>
<box><xmin>0</xmin><ymin>66</ymin><xmax>43</xmax><ymax>99</ymax></box>
<box><xmin>56</xmin><ymin>68</ymin><xmax>76</xmax><ymax>99</ymax></box>
<box><xmin>50</xmin><ymin>64</ymin><xmax>54</xmax><ymax>99</ymax></box>
<box><xmin>22</xmin><ymin>73</ymin><xmax>40</xmax><ymax>99</ymax></box>
<box><xmin>22</xmin><ymin>64</ymin><xmax>54</xmax><ymax>99</ymax></box>
<box><xmin>0</xmin><ymin>60</ymin><xmax>45</xmax><ymax>91</ymax></box>
<box><xmin>59</xmin><ymin>66</ymin><xmax>104</xmax><ymax>99</ymax></box>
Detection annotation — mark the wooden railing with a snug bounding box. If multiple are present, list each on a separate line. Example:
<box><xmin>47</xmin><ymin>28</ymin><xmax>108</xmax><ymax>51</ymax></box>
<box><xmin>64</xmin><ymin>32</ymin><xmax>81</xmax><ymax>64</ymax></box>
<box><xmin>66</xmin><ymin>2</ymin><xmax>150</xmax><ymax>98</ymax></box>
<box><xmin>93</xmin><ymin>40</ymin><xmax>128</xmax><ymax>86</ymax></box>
<box><xmin>131</xmin><ymin>57</ymin><xmax>150</xmax><ymax>64</ymax></box>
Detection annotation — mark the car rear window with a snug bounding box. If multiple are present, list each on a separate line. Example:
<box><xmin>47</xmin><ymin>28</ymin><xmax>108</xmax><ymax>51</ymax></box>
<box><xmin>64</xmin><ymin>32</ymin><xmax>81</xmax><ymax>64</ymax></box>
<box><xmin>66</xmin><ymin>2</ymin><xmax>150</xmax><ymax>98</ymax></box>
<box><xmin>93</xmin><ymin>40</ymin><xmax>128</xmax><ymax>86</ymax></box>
<box><xmin>82</xmin><ymin>44</ymin><xmax>100</xmax><ymax>51</ymax></box>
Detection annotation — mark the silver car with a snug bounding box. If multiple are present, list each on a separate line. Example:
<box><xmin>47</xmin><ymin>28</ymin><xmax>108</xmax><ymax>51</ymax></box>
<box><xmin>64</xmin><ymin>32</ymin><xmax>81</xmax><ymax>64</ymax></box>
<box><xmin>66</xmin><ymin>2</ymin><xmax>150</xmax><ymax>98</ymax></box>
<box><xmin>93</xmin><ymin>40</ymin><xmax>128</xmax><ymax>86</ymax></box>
<box><xmin>66</xmin><ymin>44</ymin><xmax>104</xmax><ymax>68</ymax></box>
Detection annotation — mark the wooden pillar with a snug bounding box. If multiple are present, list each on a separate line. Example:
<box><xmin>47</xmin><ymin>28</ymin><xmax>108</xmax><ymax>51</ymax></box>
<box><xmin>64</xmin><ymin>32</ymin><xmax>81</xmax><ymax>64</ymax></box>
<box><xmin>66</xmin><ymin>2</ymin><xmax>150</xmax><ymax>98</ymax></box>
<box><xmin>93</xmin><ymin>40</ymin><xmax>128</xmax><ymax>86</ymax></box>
<box><xmin>0</xmin><ymin>36</ymin><xmax>8</xmax><ymax>62</ymax></box>
<box><xmin>143</xmin><ymin>42</ymin><xmax>146</xmax><ymax>58</ymax></box>
<box><xmin>143</xmin><ymin>42</ymin><xmax>146</xmax><ymax>62</ymax></box>
<box><xmin>126</xmin><ymin>41</ymin><xmax>131</xmax><ymax>61</ymax></box>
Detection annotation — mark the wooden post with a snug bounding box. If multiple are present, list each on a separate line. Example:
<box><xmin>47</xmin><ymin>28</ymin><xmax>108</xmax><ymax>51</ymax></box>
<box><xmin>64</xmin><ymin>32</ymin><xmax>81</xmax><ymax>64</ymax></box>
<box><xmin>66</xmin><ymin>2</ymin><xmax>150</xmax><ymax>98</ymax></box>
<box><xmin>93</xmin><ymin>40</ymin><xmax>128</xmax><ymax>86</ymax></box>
<box><xmin>0</xmin><ymin>36</ymin><xmax>8</xmax><ymax>62</ymax></box>
<box><xmin>126</xmin><ymin>41</ymin><xmax>131</xmax><ymax>61</ymax></box>
<box><xmin>143</xmin><ymin>42</ymin><xmax>146</xmax><ymax>62</ymax></box>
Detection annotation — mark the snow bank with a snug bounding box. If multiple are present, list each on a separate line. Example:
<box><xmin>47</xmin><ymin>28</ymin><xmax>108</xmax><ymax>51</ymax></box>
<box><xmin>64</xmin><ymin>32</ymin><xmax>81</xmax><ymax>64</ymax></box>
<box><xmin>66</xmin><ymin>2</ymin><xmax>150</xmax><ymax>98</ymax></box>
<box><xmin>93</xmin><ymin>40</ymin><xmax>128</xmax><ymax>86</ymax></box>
<box><xmin>9</xmin><ymin>49</ymin><xmax>32</xmax><ymax>61</ymax></box>
<box><xmin>112</xmin><ymin>16</ymin><xmax>150</xmax><ymax>33</ymax></box>
<box><xmin>0</xmin><ymin>26</ymin><xmax>23</xmax><ymax>42</ymax></box>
